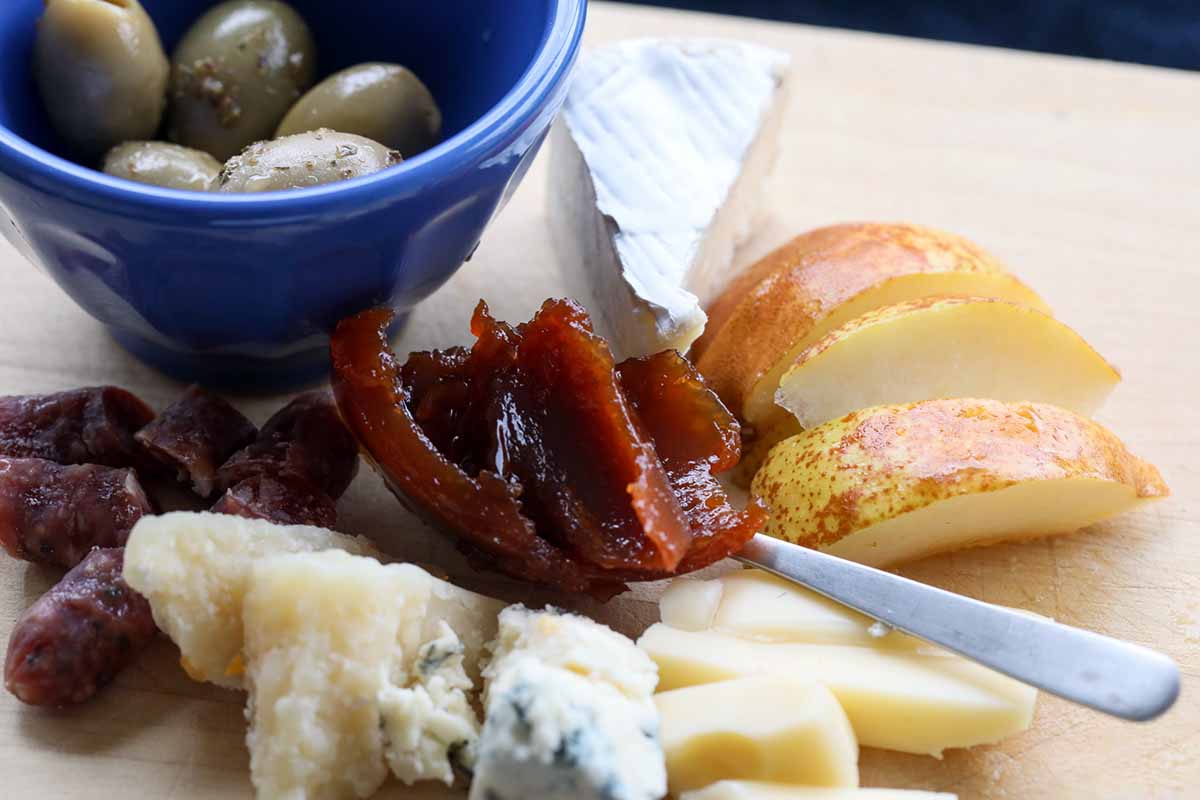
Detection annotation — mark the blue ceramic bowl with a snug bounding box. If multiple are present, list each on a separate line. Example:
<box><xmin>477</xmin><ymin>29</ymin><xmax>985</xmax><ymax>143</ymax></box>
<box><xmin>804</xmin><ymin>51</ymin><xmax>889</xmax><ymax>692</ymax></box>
<box><xmin>0</xmin><ymin>0</ymin><xmax>585</xmax><ymax>389</ymax></box>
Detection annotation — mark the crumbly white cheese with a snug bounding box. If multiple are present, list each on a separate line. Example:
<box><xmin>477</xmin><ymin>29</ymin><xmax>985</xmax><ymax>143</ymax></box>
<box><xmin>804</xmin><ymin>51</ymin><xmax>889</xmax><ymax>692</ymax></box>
<box><xmin>123</xmin><ymin>511</ymin><xmax>383</xmax><ymax>688</ymax></box>
<box><xmin>470</xmin><ymin>606</ymin><xmax>667</xmax><ymax>800</ymax></box>
<box><xmin>125</xmin><ymin>513</ymin><xmax>510</xmax><ymax>798</ymax></box>
<box><xmin>244</xmin><ymin>551</ymin><xmax>505</xmax><ymax>798</ymax></box>
<box><xmin>550</xmin><ymin>38</ymin><xmax>791</xmax><ymax>358</ymax></box>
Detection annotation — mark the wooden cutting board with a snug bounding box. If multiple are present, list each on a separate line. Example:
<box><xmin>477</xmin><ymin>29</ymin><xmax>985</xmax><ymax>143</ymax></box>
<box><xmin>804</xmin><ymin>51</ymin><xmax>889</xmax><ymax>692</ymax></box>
<box><xmin>1</xmin><ymin>3</ymin><xmax>1197</xmax><ymax>798</ymax></box>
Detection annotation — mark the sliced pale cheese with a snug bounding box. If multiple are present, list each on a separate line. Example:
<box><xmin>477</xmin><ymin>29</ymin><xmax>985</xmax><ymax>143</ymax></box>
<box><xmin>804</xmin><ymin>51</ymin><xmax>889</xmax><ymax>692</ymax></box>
<box><xmin>638</xmin><ymin>624</ymin><xmax>1036</xmax><ymax>756</ymax></box>
<box><xmin>660</xmin><ymin>570</ymin><xmax>917</xmax><ymax>649</ymax></box>
<box><xmin>655</xmin><ymin>676</ymin><xmax>858</xmax><ymax>793</ymax></box>
<box><xmin>123</xmin><ymin>511</ymin><xmax>383</xmax><ymax>688</ymax></box>
<box><xmin>682</xmin><ymin>783</ymin><xmax>956</xmax><ymax>800</ymax></box>
<box><xmin>549</xmin><ymin>38</ymin><xmax>791</xmax><ymax>358</ymax></box>
<box><xmin>775</xmin><ymin>297</ymin><xmax>1120</xmax><ymax>429</ymax></box>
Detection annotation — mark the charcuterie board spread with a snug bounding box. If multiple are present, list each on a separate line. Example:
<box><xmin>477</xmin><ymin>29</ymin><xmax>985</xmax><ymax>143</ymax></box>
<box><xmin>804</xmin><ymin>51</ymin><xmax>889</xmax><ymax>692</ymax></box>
<box><xmin>1</xmin><ymin>2</ymin><xmax>1199</xmax><ymax>799</ymax></box>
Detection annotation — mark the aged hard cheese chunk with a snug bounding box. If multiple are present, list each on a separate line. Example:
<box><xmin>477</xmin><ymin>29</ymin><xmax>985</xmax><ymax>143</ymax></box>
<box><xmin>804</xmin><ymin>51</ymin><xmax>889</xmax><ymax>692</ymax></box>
<box><xmin>123</xmin><ymin>512</ymin><xmax>503</xmax><ymax>690</ymax></box>
<box><xmin>682</xmin><ymin>784</ymin><xmax>957</xmax><ymax>800</ymax></box>
<box><xmin>242</xmin><ymin>551</ymin><xmax>399</xmax><ymax>799</ymax></box>
<box><xmin>470</xmin><ymin>606</ymin><xmax>667</xmax><ymax>800</ymax></box>
<box><xmin>550</xmin><ymin>38</ymin><xmax>791</xmax><ymax>358</ymax></box>
<box><xmin>639</xmin><ymin>624</ymin><xmax>1036</xmax><ymax>756</ymax></box>
<box><xmin>656</xmin><ymin>676</ymin><xmax>858</xmax><ymax>793</ymax></box>
<box><xmin>241</xmin><ymin>549</ymin><xmax>505</xmax><ymax>797</ymax></box>
<box><xmin>123</xmin><ymin>512</ymin><xmax>383</xmax><ymax>688</ymax></box>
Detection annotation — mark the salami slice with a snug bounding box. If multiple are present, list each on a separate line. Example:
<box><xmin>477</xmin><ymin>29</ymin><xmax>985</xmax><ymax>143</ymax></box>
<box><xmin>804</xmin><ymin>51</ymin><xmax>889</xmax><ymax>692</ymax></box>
<box><xmin>217</xmin><ymin>391</ymin><xmax>359</xmax><ymax>499</ymax></box>
<box><xmin>5</xmin><ymin>547</ymin><xmax>157</xmax><ymax>706</ymax></box>
<box><xmin>212</xmin><ymin>474</ymin><xmax>337</xmax><ymax>529</ymax></box>
<box><xmin>0</xmin><ymin>457</ymin><xmax>154</xmax><ymax>569</ymax></box>
<box><xmin>0</xmin><ymin>387</ymin><xmax>155</xmax><ymax>469</ymax></box>
<box><xmin>135</xmin><ymin>385</ymin><xmax>258</xmax><ymax>497</ymax></box>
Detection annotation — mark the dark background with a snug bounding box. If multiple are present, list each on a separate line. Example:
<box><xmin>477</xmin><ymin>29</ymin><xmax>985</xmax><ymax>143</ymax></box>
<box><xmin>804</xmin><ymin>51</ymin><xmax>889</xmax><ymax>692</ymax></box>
<box><xmin>611</xmin><ymin>0</ymin><xmax>1200</xmax><ymax>71</ymax></box>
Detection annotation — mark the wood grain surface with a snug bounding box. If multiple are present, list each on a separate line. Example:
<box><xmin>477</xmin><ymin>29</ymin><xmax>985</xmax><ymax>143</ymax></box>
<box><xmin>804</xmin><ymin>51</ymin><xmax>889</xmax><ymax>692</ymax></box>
<box><xmin>1</xmin><ymin>3</ymin><xmax>1197</xmax><ymax>798</ymax></box>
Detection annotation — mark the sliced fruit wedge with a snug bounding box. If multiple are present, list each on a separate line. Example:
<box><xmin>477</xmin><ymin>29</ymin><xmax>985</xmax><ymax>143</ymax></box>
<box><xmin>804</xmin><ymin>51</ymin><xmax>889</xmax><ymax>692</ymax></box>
<box><xmin>751</xmin><ymin>398</ymin><xmax>1168</xmax><ymax>567</ymax></box>
<box><xmin>776</xmin><ymin>296</ymin><xmax>1120</xmax><ymax>429</ymax></box>
<box><xmin>694</xmin><ymin>223</ymin><xmax>1050</xmax><ymax>430</ymax></box>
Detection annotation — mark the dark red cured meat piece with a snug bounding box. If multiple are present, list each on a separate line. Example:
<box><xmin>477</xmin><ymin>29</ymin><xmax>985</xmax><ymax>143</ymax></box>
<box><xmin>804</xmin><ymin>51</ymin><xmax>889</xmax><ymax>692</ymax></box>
<box><xmin>0</xmin><ymin>387</ymin><xmax>154</xmax><ymax>469</ymax></box>
<box><xmin>331</xmin><ymin>307</ymin><xmax>624</xmax><ymax>598</ymax></box>
<box><xmin>134</xmin><ymin>385</ymin><xmax>258</xmax><ymax>497</ymax></box>
<box><xmin>212</xmin><ymin>474</ymin><xmax>337</xmax><ymax>529</ymax></box>
<box><xmin>0</xmin><ymin>457</ymin><xmax>155</xmax><ymax>569</ymax></box>
<box><xmin>480</xmin><ymin>301</ymin><xmax>691</xmax><ymax>573</ymax></box>
<box><xmin>217</xmin><ymin>391</ymin><xmax>359</xmax><ymax>499</ymax></box>
<box><xmin>616</xmin><ymin>352</ymin><xmax>766</xmax><ymax>576</ymax></box>
<box><xmin>5</xmin><ymin>547</ymin><xmax>157</xmax><ymax>706</ymax></box>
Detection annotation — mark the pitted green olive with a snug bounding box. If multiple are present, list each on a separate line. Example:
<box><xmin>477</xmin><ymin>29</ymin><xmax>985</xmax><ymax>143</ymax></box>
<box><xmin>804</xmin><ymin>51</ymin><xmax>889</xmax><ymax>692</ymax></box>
<box><xmin>217</xmin><ymin>130</ymin><xmax>402</xmax><ymax>193</ymax></box>
<box><xmin>275</xmin><ymin>63</ymin><xmax>443</xmax><ymax>157</ymax></box>
<box><xmin>167</xmin><ymin>0</ymin><xmax>316</xmax><ymax>162</ymax></box>
<box><xmin>102</xmin><ymin>141</ymin><xmax>222</xmax><ymax>191</ymax></box>
<box><xmin>34</xmin><ymin>0</ymin><xmax>169</xmax><ymax>161</ymax></box>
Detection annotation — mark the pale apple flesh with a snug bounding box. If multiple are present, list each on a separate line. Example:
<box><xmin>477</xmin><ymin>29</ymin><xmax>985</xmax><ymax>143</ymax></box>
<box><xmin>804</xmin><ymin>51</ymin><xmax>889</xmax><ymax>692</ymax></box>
<box><xmin>775</xmin><ymin>296</ymin><xmax>1120</xmax><ymax>430</ymax></box>
<box><xmin>739</xmin><ymin>272</ymin><xmax>1051</xmax><ymax>427</ymax></box>
<box><xmin>751</xmin><ymin>399</ymin><xmax>1168</xmax><ymax>568</ymax></box>
<box><xmin>693</xmin><ymin>222</ymin><xmax>1051</xmax><ymax>427</ymax></box>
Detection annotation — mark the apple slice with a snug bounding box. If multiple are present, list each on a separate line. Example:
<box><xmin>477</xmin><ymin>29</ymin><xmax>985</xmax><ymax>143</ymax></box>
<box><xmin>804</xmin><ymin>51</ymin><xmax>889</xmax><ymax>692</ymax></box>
<box><xmin>751</xmin><ymin>398</ymin><xmax>1168</xmax><ymax>567</ymax></box>
<box><xmin>776</xmin><ymin>297</ymin><xmax>1120</xmax><ymax>429</ymax></box>
<box><xmin>693</xmin><ymin>223</ymin><xmax>1050</xmax><ymax>429</ymax></box>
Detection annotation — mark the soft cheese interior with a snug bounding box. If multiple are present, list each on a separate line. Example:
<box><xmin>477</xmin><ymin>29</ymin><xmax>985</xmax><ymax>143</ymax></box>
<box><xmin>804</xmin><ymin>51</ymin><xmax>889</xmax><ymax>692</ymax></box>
<box><xmin>551</xmin><ymin>38</ymin><xmax>791</xmax><ymax>358</ymax></box>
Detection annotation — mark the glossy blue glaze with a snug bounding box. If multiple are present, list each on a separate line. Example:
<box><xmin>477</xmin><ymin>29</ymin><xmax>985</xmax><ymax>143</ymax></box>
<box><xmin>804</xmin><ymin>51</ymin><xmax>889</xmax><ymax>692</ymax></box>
<box><xmin>0</xmin><ymin>0</ymin><xmax>586</xmax><ymax>389</ymax></box>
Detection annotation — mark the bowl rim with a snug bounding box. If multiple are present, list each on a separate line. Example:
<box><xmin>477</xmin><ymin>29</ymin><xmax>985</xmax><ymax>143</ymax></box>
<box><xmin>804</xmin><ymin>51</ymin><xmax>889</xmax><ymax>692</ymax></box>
<box><xmin>0</xmin><ymin>0</ymin><xmax>587</xmax><ymax>214</ymax></box>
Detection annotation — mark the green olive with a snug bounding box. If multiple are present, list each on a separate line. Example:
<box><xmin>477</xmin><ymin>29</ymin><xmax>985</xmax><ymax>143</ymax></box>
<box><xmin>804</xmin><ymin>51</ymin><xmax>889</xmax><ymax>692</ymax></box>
<box><xmin>102</xmin><ymin>141</ymin><xmax>222</xmax><ymax>191</ymax></box>
<box><xmin>275</xmin><ymin>63</ymin><xmax>442</xmax><ymax>157</ymax></box>
<box><xmin>34</xmin><ymin>0</ymin><xmax>170</xmax><ymax>161</ymax></box>
<box><xmin>217</xmin><ymin>130</ymin><xmax>402</xmax><ymax>193</ymax></box>
<box><xmin>167</xmin><ymin>0</ymin><xmax>316</xmax><ymax>162</ymax></box>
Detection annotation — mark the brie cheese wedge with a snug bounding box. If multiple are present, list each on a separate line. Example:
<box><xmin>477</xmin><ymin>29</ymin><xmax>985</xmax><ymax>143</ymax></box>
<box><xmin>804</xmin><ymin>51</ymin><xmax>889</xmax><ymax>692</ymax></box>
<box><xmin>550</xmin><ymin>38</ymin><xmax>791</xmax><ymax>358</ymax></box>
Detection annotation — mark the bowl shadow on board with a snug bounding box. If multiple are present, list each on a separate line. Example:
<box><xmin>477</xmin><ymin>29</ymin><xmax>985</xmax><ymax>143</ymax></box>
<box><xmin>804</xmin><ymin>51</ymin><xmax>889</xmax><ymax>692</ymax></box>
<box><xmin>0</xmin><ymin>0</ymin><xmax>586</xmax><ymax>391</ymax></box>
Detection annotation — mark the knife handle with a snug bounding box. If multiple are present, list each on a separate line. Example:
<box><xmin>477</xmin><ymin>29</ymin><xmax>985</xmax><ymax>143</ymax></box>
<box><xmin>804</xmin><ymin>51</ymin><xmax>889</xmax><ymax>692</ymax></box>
<box><xmin>735</xmin><ymin>534</ymin><xmax>1180</xmax><ymax>722</ymax></box>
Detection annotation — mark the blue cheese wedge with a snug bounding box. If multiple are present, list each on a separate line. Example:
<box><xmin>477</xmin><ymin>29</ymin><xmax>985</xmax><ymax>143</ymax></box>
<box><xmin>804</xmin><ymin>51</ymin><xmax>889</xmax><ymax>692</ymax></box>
<box><xmin>470</xmin><ymin>606</ymin><xmax>667</xmax><ymax>800</ymax></box>
<box><xmin>550</xmin><ymin>38</ymin><xmax>791</xmax><ymax>358</ymax></box>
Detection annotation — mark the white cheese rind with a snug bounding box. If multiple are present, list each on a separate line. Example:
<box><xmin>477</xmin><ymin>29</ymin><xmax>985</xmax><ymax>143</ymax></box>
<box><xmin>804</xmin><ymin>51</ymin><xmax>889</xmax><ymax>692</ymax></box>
<box><xmin>470</xmin><ymin>607</ymin><xmax>667</xmax><ymax>800</ymax></box>
<box><xmin>551</xmin><ymin>38</ymin><xmax>791</xmax><ymax>358</ymax></box>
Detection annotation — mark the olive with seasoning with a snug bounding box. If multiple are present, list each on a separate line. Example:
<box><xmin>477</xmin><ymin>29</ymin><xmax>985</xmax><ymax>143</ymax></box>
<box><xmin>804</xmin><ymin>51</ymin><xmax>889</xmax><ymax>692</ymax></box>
<box><xmin>167</xmin><ymin>0</ymin><xmax>316</xmax><ymax>162</ymax></box>
<box><xmin>102</xmin><ymin>141</ymin><xmax>223</xmax><ymax>191</ymax></box>
<box><xmin>34</xmin><ymin>0</ymin><xmax>170</xmax><ymax>161</ymax></box>
<box><xmin>276</xmin><ymin>63</ymin><xmax>443</xmax><ymax>157</ymax></box>
<box><xmin>217</xmin><ymin>129</ymin><xmax>402</xmax><ymax>193</ymax></box>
